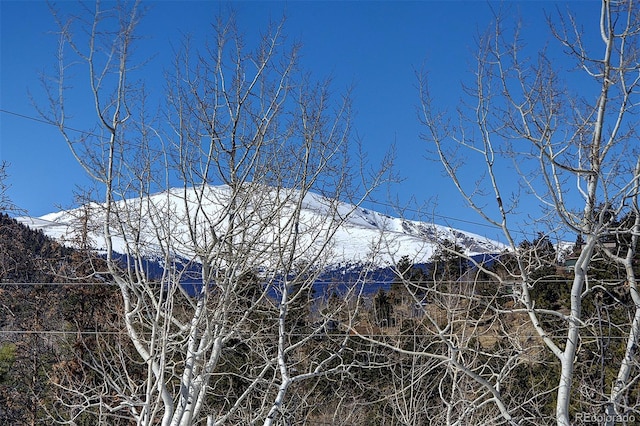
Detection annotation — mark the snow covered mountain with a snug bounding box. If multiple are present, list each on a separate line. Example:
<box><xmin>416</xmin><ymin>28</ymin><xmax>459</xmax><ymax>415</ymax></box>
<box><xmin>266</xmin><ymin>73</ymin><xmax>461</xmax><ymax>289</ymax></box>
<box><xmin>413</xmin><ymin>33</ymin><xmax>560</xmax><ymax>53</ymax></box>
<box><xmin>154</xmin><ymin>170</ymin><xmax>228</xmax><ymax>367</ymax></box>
<box><xmin>17</xmin><ymin>185</ymin><xmax>505</xmax><ymax>267</ymax></box>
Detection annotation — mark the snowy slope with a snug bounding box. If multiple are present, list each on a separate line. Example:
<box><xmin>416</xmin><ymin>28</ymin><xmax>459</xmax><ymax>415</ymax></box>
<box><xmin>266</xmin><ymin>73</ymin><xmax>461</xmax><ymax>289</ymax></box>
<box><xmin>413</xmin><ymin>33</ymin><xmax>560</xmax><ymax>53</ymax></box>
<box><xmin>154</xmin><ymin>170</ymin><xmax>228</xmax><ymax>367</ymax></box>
<box><xmin>17</xmin><ymin>185</ymin><xmax>505</xmax><ymax>267</ymax></box>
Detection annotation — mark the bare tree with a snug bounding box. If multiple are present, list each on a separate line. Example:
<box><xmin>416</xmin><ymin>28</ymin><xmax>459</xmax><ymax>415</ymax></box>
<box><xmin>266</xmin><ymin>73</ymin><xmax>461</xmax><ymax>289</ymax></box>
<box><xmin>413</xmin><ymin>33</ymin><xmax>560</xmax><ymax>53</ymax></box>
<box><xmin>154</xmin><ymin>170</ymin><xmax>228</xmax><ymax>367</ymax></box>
<box><xmin>0</xmin><ymin>161</ymin><xmax>19</xmax><ymax>214</ymax></box>
<box><xmin>39</xmin><ymin>2</ymin><xmax>391</xmax><ymax>425</ymax></box>
<box><xmin>418</xmin><ymin>1</ymin><xmax>640</xmax><ymax>425</ymax></box>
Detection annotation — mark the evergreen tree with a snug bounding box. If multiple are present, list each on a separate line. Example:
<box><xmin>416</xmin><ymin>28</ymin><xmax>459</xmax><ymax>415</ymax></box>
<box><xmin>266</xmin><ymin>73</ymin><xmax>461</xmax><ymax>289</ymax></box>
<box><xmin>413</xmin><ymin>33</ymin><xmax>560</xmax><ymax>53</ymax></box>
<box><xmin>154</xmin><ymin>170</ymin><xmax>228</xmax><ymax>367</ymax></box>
<box><xmin>373</xmin><ymin>289</ymin><xmax>394</xmax><ymax>327</ymax></box>
<box><xmin>430</xmin><ymin>239</ymin><xmax>467</xmax><ymax>281</ymax></box>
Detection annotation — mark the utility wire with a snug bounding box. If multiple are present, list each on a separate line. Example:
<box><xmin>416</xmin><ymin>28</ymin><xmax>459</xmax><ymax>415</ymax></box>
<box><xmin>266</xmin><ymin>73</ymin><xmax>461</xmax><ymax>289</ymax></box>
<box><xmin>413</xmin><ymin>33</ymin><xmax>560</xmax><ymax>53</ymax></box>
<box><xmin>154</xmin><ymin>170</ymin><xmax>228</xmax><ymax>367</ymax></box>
<box><xmin>0</xmin><ymin>107</ymin><xmax>569</xmax><ymax>242</ymax></box>
<box><xmin>1</xmin><ymin>329</ymin><xmax>636</xmax><ymax>339</ymax></box>
<box><xmin>0</xmin><ymin>108</ymin><xmax>105</xmax><ymax>139</ymax></box>
<box><xmin>0</xmin><ymin>279</ymin><xmax>628</xmax><ymax>287</ymax></box>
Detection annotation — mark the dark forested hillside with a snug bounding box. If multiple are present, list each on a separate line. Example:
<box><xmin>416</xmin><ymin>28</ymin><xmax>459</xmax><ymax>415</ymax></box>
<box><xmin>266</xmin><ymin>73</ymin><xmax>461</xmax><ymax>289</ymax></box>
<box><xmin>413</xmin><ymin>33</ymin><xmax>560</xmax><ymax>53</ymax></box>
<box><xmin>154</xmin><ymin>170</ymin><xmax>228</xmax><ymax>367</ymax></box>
<box><xmin>0</xmin><ymin>212</ymin><xmax>71</xmax><ymax>283</ymax></box>
<box><xmin>0</xmin><ymin>213</ymin><xmax>120</xmax><ymax>425</ymax></box>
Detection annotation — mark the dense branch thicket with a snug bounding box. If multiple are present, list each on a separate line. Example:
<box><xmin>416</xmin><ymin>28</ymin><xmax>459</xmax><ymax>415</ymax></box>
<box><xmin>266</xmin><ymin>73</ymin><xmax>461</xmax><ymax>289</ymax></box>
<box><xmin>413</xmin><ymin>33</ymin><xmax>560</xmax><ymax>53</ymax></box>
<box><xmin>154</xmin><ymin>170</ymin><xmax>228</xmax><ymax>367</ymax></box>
<box><xmin>6</xmin><ymin>214</ymin><xmax>639</xmax><ymax>425</ymax></box>
<box><xmin>414</xmin><ymin>1</ymin><xmax>640</xmax><ymax>425</ymax></box>
<box><xmin>36</xmin><ymin>2</ymin><xmax>394</xmax><ymax>425</ymax></box>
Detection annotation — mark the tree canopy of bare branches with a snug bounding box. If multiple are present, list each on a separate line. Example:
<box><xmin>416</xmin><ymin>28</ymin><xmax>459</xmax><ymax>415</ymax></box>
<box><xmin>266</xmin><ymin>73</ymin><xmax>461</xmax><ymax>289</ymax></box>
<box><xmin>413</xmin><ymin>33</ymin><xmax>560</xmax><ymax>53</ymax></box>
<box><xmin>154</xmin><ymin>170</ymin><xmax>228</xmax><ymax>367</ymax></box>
<box><xmin>416</xmin><ymin>1</ymin><xmax>640</xmax><ymax>425</ymax></box>
<box><xmin>38</xmin><ymin>2</ymin><xmax>392</xmax><ymax>425</ymax></box>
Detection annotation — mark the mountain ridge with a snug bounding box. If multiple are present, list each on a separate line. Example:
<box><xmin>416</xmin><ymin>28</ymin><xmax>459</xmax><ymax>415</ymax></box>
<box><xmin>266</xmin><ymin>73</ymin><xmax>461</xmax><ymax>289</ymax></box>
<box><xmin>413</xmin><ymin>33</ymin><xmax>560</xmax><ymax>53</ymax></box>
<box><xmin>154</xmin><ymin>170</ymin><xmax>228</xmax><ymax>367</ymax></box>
<box><xmin>17</xmin><ymin>184</ymin><xmax>505</xmax><ymax>267</ymax></box>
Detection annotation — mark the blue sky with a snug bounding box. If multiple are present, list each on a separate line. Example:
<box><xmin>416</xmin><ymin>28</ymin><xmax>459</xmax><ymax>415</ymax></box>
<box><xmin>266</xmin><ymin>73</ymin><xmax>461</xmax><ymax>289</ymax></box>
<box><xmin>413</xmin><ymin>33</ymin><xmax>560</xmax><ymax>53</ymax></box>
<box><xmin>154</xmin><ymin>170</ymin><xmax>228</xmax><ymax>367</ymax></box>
<box><xmin>1</xmin><ymin>1</ymin><xmax>601</xmax><ymax>241</ymax></box>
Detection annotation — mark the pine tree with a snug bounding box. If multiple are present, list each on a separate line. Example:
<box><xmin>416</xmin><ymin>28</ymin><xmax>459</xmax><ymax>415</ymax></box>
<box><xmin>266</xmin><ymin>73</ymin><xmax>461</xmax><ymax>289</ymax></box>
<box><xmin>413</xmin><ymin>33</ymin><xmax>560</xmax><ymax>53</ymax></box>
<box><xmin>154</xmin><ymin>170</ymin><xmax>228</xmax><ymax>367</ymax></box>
<box><xmin>430</xmin><ymin>239</ymin><xmax>467</xmax><ymax>281</ymax></box>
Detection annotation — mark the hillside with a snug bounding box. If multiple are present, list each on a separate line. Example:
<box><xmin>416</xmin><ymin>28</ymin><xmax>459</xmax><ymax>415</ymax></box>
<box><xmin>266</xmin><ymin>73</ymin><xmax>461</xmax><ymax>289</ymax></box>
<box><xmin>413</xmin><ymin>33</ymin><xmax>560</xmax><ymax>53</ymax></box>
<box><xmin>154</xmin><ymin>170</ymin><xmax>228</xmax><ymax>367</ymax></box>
<box><xmin>0</xmin><ymin>213</ymin><xmax>118</xmax><ymax>425</ymax></box>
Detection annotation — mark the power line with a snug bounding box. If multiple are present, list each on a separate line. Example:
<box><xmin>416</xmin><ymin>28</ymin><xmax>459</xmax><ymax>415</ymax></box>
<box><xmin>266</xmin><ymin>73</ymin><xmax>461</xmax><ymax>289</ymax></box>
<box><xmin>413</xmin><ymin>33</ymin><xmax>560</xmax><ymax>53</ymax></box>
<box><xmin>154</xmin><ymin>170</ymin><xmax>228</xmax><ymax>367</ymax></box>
<box><xmin>0</xmin><ymin>278</ymin><xmax>629</xmax><ymax>287</ymax></box>
<box><xmin>0</xmin><ymin>108</ymin><xmax>510</xmax><ymax>236</ymax></box>
<box><xmin>0</xmin><ymin>108</ymin><xmax>106</xmax><ymax>139</ymax></box>
<box><xmin>0</xmin><ymin>329</ymin><xmax>126</xmax><ymax>336</ymax></box>
<box><xmin>0</xmin><ymin>282</ymin><xmax>117</xmax><ymax>286</ymax></box>
<box><xmin>0</xmin><ymin>107</ymin><xmax>578</xmax><ymax>242</ymax></box>
<box><xmin>1</xmin><ymin>329</ymin><xmax>637</xmax><ymax>340</ymax></box>
<box><xmin>0</xmin><ymin>281</ymin><xmax>622</xmax><ymax>289</ymax></box>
